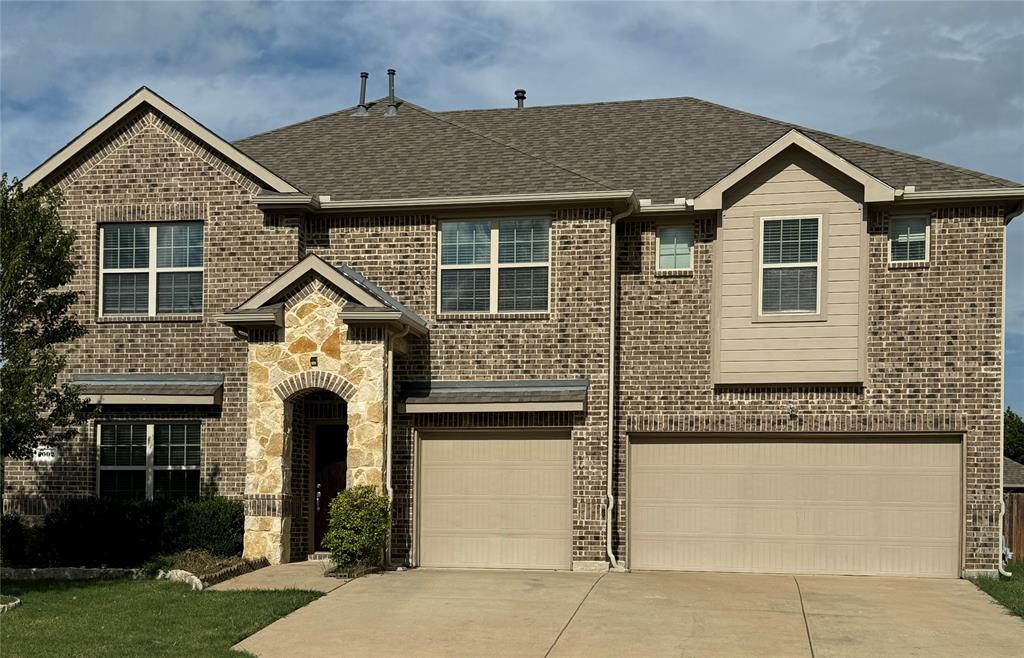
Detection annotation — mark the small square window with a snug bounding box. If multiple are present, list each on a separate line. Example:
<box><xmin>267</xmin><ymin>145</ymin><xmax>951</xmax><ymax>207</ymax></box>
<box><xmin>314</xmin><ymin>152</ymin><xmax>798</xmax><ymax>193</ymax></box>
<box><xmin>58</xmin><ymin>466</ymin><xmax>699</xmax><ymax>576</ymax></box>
<box><xmin>657</xmin><ymin>225</ymin><xmax>694</xmax><ymax>270</ymax></box>
<box><xmin>890</xmin><ymin>216</ymin><xmax>928</xmax><ymax>262</ymax></box>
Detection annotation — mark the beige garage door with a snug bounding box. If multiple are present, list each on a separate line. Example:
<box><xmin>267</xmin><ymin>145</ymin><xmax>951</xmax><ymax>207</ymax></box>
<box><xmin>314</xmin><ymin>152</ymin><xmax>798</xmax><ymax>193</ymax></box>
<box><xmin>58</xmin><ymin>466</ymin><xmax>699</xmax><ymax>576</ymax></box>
<box><xmin>630</xmin><ymin>437</ymin><xmax>961</xmax><ymax>577</ymax></box>
<box><xmin>418</xmin><ymin>433</ymin><xmax>572</xmax><ymax>569</ymax></box>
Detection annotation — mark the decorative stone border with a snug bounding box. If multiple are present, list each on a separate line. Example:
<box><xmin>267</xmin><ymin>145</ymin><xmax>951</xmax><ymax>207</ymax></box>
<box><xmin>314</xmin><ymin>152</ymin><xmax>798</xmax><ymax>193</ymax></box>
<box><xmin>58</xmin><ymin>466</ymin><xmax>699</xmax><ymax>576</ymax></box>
<box><xmin>0</xmin><ymin>567</ymin><xmax>140</xmax><ymax>580</ymax></box>
<box><xmin>0</xmin><ymin>597</ymin><xmax>21</xmax><ymax>614</ymax></box>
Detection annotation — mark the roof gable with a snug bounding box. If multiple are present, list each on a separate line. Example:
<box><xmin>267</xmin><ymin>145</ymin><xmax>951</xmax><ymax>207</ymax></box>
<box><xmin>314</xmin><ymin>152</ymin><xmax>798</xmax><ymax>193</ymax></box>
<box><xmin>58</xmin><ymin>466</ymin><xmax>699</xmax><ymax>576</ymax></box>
<box><xmin>22</xmin><ymin>87</ymin><xmax>298</xmax><ymax>193</ymax></box>
<box><xmin>693</xmin><ymin>129</ymin><xmax>895</xmax><ymax>210</ymax></box>
<box><xmin>232</xmin><ymin>254</ymin><xmax>427</xmax><ymax>334</ymax></box>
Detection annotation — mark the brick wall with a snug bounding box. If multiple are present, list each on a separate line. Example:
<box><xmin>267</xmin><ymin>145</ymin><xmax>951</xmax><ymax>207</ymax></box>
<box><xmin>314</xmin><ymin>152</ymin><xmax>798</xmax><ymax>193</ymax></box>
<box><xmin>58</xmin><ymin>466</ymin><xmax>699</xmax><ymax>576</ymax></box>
<box><xmin>615</xmin><ymin>205</ymin><xmax>1006</xmax><ymax>571</ymax></box>
<box><xmin>3</xmin><ymin>107</ymin><xmax>298</xmax><ymax>512</ymax></box>
<box><xmin>304</xmin><ymin>208</ymin><xmax>614</xmax><ymax>563</ymax></box>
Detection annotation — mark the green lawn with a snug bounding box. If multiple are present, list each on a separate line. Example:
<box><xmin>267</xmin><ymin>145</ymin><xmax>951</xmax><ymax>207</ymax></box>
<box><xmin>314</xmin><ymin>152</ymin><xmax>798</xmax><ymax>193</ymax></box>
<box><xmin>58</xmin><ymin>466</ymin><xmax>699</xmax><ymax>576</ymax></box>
<box><xmin>974</xmin><ymin>562</ymin><xmax>1024</xmax><ymax>618</ymax></box>
<box><xmin>0</xmin><ymin>579</ymin><xmax>321</xmax><ymax>657</ymax></box>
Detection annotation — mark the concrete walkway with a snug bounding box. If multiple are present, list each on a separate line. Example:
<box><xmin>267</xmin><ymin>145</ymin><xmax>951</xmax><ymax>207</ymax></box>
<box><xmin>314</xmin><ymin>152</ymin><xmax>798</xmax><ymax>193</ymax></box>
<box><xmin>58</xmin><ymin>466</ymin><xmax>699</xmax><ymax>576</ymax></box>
<box><xmin>235</xmin><ymin>569</ymin><xmax>1024</xmax><ymax>657</ymax></box>
<box><xmin>208</xmin><ymin>561</ymin><xmax>347</xmax><ymax>593</ymax></box>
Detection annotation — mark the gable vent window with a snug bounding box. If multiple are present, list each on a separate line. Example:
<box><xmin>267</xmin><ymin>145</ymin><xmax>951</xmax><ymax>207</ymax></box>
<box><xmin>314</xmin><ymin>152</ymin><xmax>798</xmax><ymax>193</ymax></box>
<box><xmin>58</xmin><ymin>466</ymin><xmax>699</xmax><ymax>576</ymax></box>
<box><xmin>100</xmin><ymin>222</ymin><xmax>204</xmax><ymax>317</ymax></box>
<box><xmin>657</xmin><ymin>224</ymin><xmax>694</xmax><ymax>271</ymax></box>
<box><xmin>889</xmin><ymin>215</ymin><xmax>929</xmax><ymax>263</ymax></box>
<box><xmin>98</xmin><ymin>422</ymin><xmax>201</xmax><ymax>501</ymax></box>
<box><xmin>439</xmin><ymin>218</ymin><xmax>550</xmax><ymax>313</ymax></box>
<box><xmin>760</xmin><ymin>216</ymin><xmax>820</xmax><ymax>314</ymax></box>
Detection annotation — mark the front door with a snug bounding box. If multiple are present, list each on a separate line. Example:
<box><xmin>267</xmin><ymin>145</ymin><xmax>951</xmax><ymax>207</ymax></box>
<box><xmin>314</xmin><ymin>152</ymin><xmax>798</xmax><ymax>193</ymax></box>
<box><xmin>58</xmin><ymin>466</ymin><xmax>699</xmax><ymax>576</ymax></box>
<box><xmin>314</xmin><ymin>423</ymin><xmax>347</xmax><ymax>550</ymax></box>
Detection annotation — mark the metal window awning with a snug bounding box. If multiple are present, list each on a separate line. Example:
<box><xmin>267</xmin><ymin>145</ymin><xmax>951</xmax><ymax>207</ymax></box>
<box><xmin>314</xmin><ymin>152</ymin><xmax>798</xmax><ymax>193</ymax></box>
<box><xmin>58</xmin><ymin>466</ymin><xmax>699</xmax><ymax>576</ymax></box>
<box><xmin>73</xmin><ymin>373</ymin><xmax>225</xmax><ymax>406</ymax></box>
<box><xmin>401</xmin><ymin>379</ymin><xmax>588</xmax><ymax>413</ymax></box>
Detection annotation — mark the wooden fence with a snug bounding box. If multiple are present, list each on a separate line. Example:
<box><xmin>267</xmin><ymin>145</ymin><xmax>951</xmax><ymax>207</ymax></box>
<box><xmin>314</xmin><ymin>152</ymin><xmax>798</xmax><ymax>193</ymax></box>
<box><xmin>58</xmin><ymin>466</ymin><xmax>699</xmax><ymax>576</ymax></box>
<box><xmin>1006</xmin><ymin>493</ymin><xmax>1024</xmax><ymax>562</ymax></box>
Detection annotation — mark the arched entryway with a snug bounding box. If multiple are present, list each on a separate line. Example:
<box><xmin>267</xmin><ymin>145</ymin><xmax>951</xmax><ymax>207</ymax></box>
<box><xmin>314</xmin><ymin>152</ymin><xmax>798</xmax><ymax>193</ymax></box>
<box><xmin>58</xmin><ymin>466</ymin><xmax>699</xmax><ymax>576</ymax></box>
<box><xmin>287</xmin><ymin>389</ymin><xmax>348</xmax><ymax>560</ymax></box>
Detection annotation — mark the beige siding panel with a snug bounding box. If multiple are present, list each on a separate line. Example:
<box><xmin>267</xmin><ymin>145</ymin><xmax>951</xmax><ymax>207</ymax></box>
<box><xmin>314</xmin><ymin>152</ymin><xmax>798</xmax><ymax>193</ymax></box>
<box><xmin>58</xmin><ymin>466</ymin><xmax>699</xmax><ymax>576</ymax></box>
<box><xmin>719</xmin><ymin>359</ymin><xmax>860</xmax><ymax>374</ymax></box>
<box><xmin>630</xmin><ymin>438</ymin><xmax>961</xmax><ymax>577</ymax></box>
<box><xmin>419</xmin><ymin>435</ymin><xmax>571</xmax><ymax>569</ymax></box>
<box><xmin>717</xmin><ymin>147</ymin><xmax>865</xmax><ymax>384</ymax></box>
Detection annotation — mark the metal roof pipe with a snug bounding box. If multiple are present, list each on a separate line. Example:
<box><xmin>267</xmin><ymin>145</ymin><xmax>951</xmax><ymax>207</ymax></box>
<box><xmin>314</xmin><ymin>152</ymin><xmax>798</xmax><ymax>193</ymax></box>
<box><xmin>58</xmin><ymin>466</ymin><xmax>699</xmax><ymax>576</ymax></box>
<box><xmin>385</xmin><ymin>68</ymin><xmax>398</xmax><ymax>116</ymax></box>
<box><xmin>515</xmin><ymin>89</ymin><xmax>526</xmax><ymax>109</ymax></box>
<box><xmin>354</xmin><ymin>72</ymin><xmax>370</xmax><ymax>116</ymax></box>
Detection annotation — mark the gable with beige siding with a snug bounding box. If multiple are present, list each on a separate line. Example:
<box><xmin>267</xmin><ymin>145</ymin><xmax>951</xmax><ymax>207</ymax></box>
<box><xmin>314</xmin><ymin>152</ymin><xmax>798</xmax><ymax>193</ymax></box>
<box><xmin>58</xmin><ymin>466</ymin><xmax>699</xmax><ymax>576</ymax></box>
<box><xmin>714</xmin><ymin>146</ymin><xmax>867</xmax><ymax>384</ymax></box>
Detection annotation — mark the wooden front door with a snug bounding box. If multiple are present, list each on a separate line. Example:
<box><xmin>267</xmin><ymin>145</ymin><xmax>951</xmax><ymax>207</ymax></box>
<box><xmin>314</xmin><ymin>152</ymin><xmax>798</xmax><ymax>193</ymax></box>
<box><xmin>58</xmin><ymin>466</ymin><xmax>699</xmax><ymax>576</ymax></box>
<box><xmin>314</xmin><ymin>424</ymin><xmax>347</xmax><ymax>550</ymax></box>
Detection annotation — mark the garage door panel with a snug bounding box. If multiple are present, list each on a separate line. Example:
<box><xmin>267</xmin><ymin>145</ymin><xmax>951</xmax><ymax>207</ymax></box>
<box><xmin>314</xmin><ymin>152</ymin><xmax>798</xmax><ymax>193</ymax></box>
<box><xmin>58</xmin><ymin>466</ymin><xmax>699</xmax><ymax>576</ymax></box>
<box><xmin>630</xmin><ymin>438</ymin><xmax>960</xmax><ymax>577</ymax></box>
<box><xmin>419</xmin><ymin>436</ymin><xmax>571</xmax><ymax>569</ymax></box>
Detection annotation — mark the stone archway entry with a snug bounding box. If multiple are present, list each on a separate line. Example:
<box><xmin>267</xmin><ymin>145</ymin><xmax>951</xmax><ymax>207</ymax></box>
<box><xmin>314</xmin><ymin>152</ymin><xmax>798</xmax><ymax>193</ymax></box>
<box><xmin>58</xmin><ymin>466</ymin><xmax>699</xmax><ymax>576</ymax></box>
<box><xmin>243</xmin><ymin>291</ymin><xmax>387</xmax><ymax>563</ymax></box>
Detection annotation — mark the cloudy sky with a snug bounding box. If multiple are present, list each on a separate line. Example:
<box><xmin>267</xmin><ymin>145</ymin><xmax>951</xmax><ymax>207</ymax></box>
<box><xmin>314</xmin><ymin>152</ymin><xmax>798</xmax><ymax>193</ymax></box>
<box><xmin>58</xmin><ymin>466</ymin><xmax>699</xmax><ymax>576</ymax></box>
<box><xmin>2</xmin><ymin>1</ymin><xmax>1023</xmax><ymax>407</ymax></box>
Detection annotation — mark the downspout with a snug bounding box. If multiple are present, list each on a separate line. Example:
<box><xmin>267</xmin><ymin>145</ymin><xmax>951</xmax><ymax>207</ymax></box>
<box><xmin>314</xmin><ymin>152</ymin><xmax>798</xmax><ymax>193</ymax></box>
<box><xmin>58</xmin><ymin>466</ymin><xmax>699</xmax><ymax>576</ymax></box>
<box><xmin>999</xmin><ymin>211</ymin><xmax>1013</xmax><ymax>577</ymax></box>
<box><xmin>606</xmin><ymin>198</ymin><xmax>637</xmax><ymax>570</ymax></box>
<box><xmin>385</xmin><ymin>324</ymin><xmax>411</xmax><ymax>567</ymax></box>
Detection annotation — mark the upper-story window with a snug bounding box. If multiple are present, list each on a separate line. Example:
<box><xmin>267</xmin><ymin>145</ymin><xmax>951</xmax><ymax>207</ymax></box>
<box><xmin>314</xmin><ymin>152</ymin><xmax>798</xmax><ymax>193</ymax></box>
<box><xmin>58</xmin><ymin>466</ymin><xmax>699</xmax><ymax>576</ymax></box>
<box><xmin>656</xmin><ymin>224</ymin><xmax>694</xmax><ymax>271</ymax></box>
<box><xmin>97</xmin><ymin>422</ymin><xmax>201</xmax><ymax>500</ymax></box>
<box><xmin>889</xmin><ymin>215</ymin><xmax>929</xmax><ymax>263</ymax></box>
<box><xmin>760</xmin><ymin>216</ymin><xmax>820</xmax><ymax>314</ymax></box>
<box><xmin>438</xmin><ymin>218</ymin><xmax>550</xmax><ymax>313</ymax></box>
<box><xmin>99</xmin><ymin>222</ymin><xmax>204</xmax><ymax>316</ymax></box>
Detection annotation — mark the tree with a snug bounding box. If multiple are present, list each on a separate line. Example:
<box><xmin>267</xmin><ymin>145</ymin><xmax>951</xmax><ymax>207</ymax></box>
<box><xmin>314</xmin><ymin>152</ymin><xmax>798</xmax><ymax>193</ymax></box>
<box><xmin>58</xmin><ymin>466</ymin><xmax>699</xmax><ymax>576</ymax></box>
<box><xmin>1</xmin><ymin>173</ymin><xmax>87</xmax><ymax>464</ymax></box>
<box><xmin>1007</xmin><ymin>407</ymin><xmax>1024</xmax><ymax>463</ymax></box>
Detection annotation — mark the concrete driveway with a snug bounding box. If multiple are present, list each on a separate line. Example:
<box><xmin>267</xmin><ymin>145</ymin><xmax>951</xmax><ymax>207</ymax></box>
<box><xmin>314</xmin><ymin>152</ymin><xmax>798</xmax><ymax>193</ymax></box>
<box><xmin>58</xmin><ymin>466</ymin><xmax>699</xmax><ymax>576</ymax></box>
<box><xmin>235</xmin><ymin>569</ymin><xmax>1024</xmax><ymax>657</ymax></box>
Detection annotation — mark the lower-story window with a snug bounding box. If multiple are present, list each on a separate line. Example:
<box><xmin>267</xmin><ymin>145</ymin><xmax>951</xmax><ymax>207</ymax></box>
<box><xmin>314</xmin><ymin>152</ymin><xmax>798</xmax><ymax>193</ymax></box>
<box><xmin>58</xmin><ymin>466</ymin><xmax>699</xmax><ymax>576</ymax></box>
<box><xmin>98</xmin><ymin>422</ymin><xmax>201</xmax><ymax>500</ymax></box>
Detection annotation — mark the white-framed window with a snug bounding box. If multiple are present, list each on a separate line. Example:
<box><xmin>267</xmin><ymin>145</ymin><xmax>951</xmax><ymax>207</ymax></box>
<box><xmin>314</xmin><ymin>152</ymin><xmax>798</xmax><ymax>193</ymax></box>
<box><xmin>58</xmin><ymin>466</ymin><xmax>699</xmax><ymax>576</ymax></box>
<box><xmin>438</xmin><ymin>218</ymin><xmax>550</xmax><ymax>313</ymax></box>
<box><xmin>656</xmin><ymin>224</ymin><xmax>694</xmax><ymax>271</ymax></box>
<box><xmin>99</xmin><ymin>222</ymin><xmax>204</xmax><ymax>316</ymax></box>
<box><xmin>97</xmin><ymin>422</ymin><xmax>201</xmax><ymax>500</ymax></box>
<box><xmin>759</xmin><ymin>215</ymin><xmax>821</xmax><ymax>314</ymax></box>
<box><xmin>889</xmin><ymin>215</ymin><xmax>929</xmax><ymax>263</ymax></box>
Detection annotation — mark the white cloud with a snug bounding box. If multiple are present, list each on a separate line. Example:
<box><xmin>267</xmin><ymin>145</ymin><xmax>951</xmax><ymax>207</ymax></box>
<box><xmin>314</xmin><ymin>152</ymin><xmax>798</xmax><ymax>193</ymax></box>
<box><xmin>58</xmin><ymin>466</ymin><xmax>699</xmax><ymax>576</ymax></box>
<box><xmin>1</xmin><ymin>0</ymin><xmax>1021</xmax><ymax>344</ymax></box>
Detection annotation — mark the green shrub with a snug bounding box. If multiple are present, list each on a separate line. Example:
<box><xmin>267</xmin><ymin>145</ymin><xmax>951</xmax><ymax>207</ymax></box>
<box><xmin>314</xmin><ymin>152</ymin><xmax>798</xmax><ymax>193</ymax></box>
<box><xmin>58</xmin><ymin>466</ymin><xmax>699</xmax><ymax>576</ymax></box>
<box><xmin>1</xmin><ymin>513</ymin><xmax>26</xmax><ymax>566</ymax></box>
<box><xmin>39</xmin><ymin>498</ymin><xmax>170</xmax><ymax>567</ymax></box>
<box><xmin>163</xmin><ymin>497</ymin><xmax>243</xmax><ymax>557</ymax></box>
<box><xmin>322</xmin><ymin>486</ymin><xmax>390</xmax><ymax>570</ymax></box>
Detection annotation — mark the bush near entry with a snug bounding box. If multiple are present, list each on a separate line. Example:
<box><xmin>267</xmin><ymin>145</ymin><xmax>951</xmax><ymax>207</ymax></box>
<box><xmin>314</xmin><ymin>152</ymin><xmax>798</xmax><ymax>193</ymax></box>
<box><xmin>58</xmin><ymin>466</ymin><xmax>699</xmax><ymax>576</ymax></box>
<box><xmin>322</xmin><ymin>486</ymin><xmax>390</xmax><ymax>570</ymax></box>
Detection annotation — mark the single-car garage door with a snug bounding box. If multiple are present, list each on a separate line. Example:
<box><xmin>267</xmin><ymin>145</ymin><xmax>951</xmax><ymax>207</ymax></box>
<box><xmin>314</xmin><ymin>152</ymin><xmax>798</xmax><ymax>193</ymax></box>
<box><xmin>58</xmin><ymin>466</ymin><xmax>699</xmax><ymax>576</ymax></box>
<box><xmin>418</xmin><ymin>432</ymin><xmax>572</xmax><ymax>569</ymax></box>
<box><xmin>630</xmin><ymin>437</ymin><xmax>961</xmax><ymax>577</ymax></box>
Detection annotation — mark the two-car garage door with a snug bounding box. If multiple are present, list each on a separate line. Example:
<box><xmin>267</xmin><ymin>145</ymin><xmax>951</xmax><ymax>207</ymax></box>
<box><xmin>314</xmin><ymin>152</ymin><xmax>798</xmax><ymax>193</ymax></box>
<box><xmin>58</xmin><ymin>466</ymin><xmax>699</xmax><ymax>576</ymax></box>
<box><xmin>630</xmin><ymin>437</ymin><xmax>961</xmax><ymax>577</ymax></box>
<box><xmin>418</xmin><ymin>433</ymin><xmax>572</xmax><ymax>570</ymax></box>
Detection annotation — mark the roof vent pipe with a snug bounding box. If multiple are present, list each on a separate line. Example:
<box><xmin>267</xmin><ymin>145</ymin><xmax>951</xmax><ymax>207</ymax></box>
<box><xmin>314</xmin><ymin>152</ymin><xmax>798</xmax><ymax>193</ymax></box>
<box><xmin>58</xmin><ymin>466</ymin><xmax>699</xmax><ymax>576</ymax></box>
<box><xmin>385</xmin><ymin>68</ymin><xmax>398</xmax><ymax>116</ymax></box>
<box><xmin>354</xmin><ymin>72</ymin><xmax>370</xmax><ymax>116</ymax></box>
<box><xmin>515</xmin><ymin>89</ymin><xmax>526</xmax><ymax>109</ymax></box>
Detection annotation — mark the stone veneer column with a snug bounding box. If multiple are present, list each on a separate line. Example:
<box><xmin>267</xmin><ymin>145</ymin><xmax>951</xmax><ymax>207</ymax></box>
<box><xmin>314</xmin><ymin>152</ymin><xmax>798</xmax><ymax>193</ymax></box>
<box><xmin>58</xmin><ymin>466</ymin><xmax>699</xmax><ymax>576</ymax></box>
<box><xmin>243</xmin><ymin>291</ymin><xmax>386</xmax><ymax>563</ymax></box>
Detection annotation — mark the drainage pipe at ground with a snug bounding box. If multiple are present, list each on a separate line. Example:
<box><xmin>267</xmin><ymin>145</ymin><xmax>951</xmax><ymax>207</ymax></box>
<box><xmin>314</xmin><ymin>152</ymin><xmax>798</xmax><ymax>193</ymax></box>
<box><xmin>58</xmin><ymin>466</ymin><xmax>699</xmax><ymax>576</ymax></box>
<box><xmin>385</xmin><ymin>324</ymin><xmax>410</xmax><ymax>567</ymax></box>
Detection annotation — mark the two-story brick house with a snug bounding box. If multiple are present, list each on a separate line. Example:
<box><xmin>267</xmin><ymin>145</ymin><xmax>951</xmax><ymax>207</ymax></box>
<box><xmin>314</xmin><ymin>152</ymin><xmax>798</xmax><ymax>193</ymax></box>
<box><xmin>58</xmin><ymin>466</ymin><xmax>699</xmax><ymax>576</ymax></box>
<box><xmin>6</xmin><ymin>74</ymin><xmax>1021</xmax><ymax>578</ymax></box>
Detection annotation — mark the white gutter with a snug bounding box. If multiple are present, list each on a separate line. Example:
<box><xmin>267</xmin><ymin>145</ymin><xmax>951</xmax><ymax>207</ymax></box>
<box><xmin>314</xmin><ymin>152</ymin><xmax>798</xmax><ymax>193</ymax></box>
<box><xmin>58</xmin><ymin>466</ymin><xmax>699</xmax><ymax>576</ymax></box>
<box><xmin>256</xmin><ymin>190</ymin><xmax>637</xmax><ymax>213</ymax></box>
<box><xmin>385</xmin><ymin>325</ymin><xmax>411</xmax><ymax>567</ymax></box>
<box><xmin>898</xmin><ymin>187</ymin><xmax>1024</xmax><ymax>202</ymax></box>
<box><xmin>606</xmin><ymin>198</ymin><xmax>639</xmax><ymax>570</ymax></box>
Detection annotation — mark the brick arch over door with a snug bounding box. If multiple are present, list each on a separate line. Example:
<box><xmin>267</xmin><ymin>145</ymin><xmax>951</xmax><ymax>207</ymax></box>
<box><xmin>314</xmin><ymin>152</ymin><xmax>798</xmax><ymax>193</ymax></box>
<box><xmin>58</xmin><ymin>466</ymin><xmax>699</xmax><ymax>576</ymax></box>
<box><xmin>273</xmin><ymin>371</ymin><xmax>359</xmax><ymax>403</ymax></box>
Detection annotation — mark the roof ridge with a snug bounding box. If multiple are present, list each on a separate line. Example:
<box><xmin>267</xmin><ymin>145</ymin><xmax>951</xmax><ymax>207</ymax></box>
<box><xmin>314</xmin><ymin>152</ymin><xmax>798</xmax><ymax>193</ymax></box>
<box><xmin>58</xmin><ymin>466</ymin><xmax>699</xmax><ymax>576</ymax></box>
<box><xmin>403</xmin><ymin>104</ymin><xmax>617</xmax><ymax>190</ymax></box>
<box><xmin>438</xmin><ymin>95</ymin><xmax>698</xmax><ymax>114</ymax></box>
<box><xmin>685</xmin><ymin>97</ymin><xmax>1021</xmax><ymax>188</ymax></box>
<box><xmin>234</xmin><ymin>96</ymin><xmax>430</xmax><ymax>145</ymax></box>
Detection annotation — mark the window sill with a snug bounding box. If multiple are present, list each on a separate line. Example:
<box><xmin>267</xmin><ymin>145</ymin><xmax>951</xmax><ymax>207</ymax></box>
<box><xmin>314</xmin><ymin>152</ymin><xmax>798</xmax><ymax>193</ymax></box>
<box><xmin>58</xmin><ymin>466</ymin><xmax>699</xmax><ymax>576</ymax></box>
<box><xmin>436</xmin><ymin>312</ymin><xmax>551</xmax><ymax>322</ymax></box>
<box><xmin>888</xmin><ymin>261</ymin><xmax>929</xmax><ymax>270</ymax></box>
<box><xmin>654</xmin><ymin>269</ymin><xmax>695</xmax><ymax>278</ymax></box>
<box><xmin>97</xmin><ymin>314</ymin><xmax>203</xmax><ymax>324</ymax></box>
<box><xmin>751</xmin><ymin>313</ymin><xmax>827</xmax><ymax>324</ymax></box>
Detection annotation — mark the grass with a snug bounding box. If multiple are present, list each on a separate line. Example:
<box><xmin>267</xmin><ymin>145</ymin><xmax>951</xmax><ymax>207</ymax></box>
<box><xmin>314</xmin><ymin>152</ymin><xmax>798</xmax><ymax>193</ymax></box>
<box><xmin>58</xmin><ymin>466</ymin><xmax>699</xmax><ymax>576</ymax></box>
<box><xmin>974</xmin><ymin>562</ymin><xmax>1024</xmax><ymax>618</ymax></box>
<box><xmin>0</xmin><ymin>579</ymin><xmax>321</xmax><ymax>657</ymax></box>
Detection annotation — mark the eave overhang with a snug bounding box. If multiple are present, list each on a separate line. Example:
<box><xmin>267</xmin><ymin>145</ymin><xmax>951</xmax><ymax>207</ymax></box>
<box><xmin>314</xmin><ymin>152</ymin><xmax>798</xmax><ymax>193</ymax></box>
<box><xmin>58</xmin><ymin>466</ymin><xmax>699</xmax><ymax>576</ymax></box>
<box><xmin>214</xmin><ymin>304</ymin><xmax>285</xmax><ymax>329</ymax></box>
<box><xmin>73</xmin><ymin>373</ymin><xmax>224</xmax><ymax>406</ymax></box>
<box><xmin>401</xmin><ymin>379</ymin><xmax>589</xmax><ymax>413</ymax></box>
<box><xmin>255</xmin><ymin>190</ymin><xmax>637</xmax><ymax>214</ymax></box>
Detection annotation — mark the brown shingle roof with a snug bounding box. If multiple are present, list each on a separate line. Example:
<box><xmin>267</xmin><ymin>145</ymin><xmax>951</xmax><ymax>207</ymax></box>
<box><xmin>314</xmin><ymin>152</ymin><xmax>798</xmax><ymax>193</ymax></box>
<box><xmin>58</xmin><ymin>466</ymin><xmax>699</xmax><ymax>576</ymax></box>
<box><xmin>1006</xmin><ymin>457</ymin><xmax>1024</xmax><ymax>489</ymax></box>
<box><xmin>235</xmin><ymin>95</ymin><xmax>1020</xmax><ymax>201</ymax></box>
